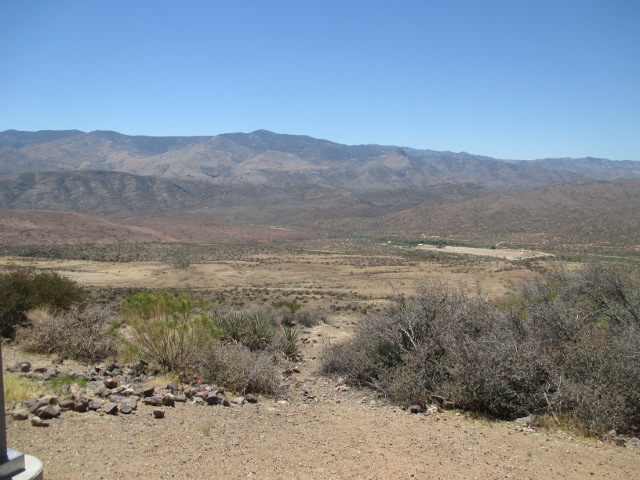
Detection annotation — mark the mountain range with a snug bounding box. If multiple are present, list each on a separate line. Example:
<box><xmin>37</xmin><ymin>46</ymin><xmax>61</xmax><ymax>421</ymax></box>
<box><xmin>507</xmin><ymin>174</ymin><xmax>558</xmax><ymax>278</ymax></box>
<box><xmin>1</xmin><ymin>129</ymin><xmax>639</xmax><ymax>251</ymax></box>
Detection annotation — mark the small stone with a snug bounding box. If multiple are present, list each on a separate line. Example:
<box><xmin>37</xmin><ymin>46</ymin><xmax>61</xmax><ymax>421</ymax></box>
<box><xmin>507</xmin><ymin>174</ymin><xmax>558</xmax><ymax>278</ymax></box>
<box><xmin>103</xmin><ymin>402</ymin><xmax>119</xmax><ymax>415</ymax></box>
<box><xmin>193</xmin><ymin>397</ymin><xmax>205</xmax><ymax>405</ymax></box>
<box><xmin>614</xmin><ymin>438</ymin><xmax>627</xmax><ymax>447</ymax></box>
<box><xmin>167</xmin><ymin>381</ymin><xmax>179</xmax><ymax>392</ymax></box>
<box><xmin>88</xmin><ymin>400</ymin><xmax>102</xmax><ymax>411</ymax></box>
<box><xmin>121</xmin><ymin>397</ymin><xmax>138</xmax><ymax>410</ymax></box>
<box><xmin>31</xmin><ymin>417</ymin><xmax>49</xmax><ymax>427</ymax></box>
<box><xmin>12</xmin><ymin>410</ymin><xmax>30</xmax><ymax>421</ymax></box>
<box><xmin>74</xmin><ymin>398</ymin><xmax>90</xmax><ymax>412</ymax></box>
<box><xmin>153</xmin><ymin>408</ymin><xmax>165</xmax><ymax>419</ymax></box>
<box><xmin>204</xmin><ymin>392</ymin><xmax>222</xmax><ymax>405</ymax></box>
<box><xmin>230</xmin><ymin>396</ymin><xmax>245</xmax><ymax>405</ymax></box>
<box><xmin>19</xmin><ymin>362</ymin><xmax>32</xmax><ymax>373</ymax></box>
<box><xmin>94</xmin><ymin>385</ymin><xmax>109</xmax><ymax>398</ymax></box>
<box><xmin>183</xmin><ymin>387</ymin><xmax>195</xmax><ymax>399</ymax></box>
<box><xmin>425</xmin><ymin>404</ymin><xmax>439</xmax><ymax>415</ymax></box>
<box><xmin>68</xmin><ymin>383</ymin><xmax>86</xmax><ymax>398</ymax></box>
<box><xmin>144</xmin><ymin>396</ymin><xmax>163</xmax><ymax>407</ymax></box>
<box><xmin>162</xmin><ymin>394</ymin><xmax>176</xmax><ymax>407</ymax></box>
<box><xmin>244</xmin><ymin>394</ymin><xmax>258</xmax><ymax>404</ymax></box>
<box><xmin>174</xmin><ymin>392</ymin><xmax>187</xmax><ymax>403</ymax></box>
<box><xmin>35</xmin><ymin>405</ymin><xmax>60</xmax><ymax>420</ymax></box>
<box><xmin>58</xmin><ymin>396</ymin><xmax>77</xmax><ymax>409</ymax></box>
<box><xmin>120</xmin><ymin>404</ymin><xmax>133</xmax><ymax>414</ymax></box>
<box><xmin>104</xmin><ymin>377</ymin><xmax>119</xmax><ymax>389</ymax></box>
<box><xmin>141</xmin><ymin>385</ymin><xmax>156</xmax><ymax>397</ymax></box>
<box><xmin>408</xmin><ymin>405</ymin><xmax>422</xmax><ymax>414</ymax></box>
<box><xmin>34</xmin><ymin>366</ymin><xmax>48</xmax><ymax>374</ymax></box>
<box><xmin>41</xmin><ymin>370</ymin><xmax>59</xmax><ymax>381</ymax></box>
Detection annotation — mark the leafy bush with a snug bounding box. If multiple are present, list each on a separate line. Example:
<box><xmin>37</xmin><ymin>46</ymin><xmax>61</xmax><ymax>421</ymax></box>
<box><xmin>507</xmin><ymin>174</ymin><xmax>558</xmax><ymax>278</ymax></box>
<box><xmin>120</xmin><ymin>291</ymin><xmax>219</xmax><ymax>372</ymax></box>
<box><xmin>17</xmin><ymin>305</ymin><xmax>117</xmax><ymax>363</ymax></box>
<box><xmin>322</xmin><ymin>264</ymin><xmax>640</xmax><ymax>436</ymax></box>
<box><xmin>199</xmin><ymin>341</ymin><xmax>280</xmax><ymax>394</ymax></box>
<box><xmin>0</xmin><ymin>268</ymin><xmax>85</xmax><ymax>339</ymax></box>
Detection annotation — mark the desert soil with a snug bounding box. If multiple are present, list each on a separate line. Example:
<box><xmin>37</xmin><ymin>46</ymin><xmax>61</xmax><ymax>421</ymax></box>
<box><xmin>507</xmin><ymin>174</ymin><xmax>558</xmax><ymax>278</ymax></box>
<box><xmin>415</xmin><ymin>245</ymin><xmax>551</xmax><ymax>261</ymax></box>
<box><xmin>0</xmin><ymin>249</ymin><xmax>535</xmax><ymax>303</ymax></box>
<box><xmin>5</xmin><ymin>319</ymin><xmax>640</xmax><ymax>480</ymax></box>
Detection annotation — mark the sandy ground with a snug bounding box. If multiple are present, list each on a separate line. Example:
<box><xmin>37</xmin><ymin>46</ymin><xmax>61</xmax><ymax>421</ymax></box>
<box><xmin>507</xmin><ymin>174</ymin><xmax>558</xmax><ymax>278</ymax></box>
<box><xmin>4</xmin><ymin>321</ymin><xmax>640</xmax><ymax>480</ymax></box>
<box><xmin>0</xmin><ymin>249</ymin><xmax>536</xmax><ymax>303</ymax></box>
<box><xmin>415</xmin><ymin>245</ymin><xmax>551</xmax><ymax>261</ymax></box>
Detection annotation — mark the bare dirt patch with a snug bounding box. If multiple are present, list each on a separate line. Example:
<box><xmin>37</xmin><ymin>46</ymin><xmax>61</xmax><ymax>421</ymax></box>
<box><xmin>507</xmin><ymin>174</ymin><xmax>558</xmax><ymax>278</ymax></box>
<box><xmin>416</xmin><ymin>244</ymin><xmax>552</xmax><ymax>260</ymax></box>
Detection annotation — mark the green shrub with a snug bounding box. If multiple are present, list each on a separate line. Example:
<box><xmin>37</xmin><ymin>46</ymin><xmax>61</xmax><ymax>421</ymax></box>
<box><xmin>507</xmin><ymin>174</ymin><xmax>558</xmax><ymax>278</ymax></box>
<box><xmin>213</xmin><ymin>311</ymin><xmax>276</xmax><ymax>351</ymax></box>
<box><xmin>120</xmin><ymin>291</ymin><xmax>219</xmax><ymax>372</ymax></box>
<box><xmin>280</xmin><ymin>326</ymin><xmax>300</xmax><ymax>360</ymax></box>
<box><xmin>0</xmin><ymin>268</ymin><xmax>85</xmax><ymax>339</ymax></box>
<box><xmin>17</xmin><ymin>305</ymin><xmax>117</xmax><ymax>363</ymax></box>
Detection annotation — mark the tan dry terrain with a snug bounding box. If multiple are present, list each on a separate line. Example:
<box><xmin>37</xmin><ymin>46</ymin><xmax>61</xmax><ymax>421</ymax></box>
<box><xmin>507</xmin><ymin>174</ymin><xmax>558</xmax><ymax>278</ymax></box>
<box><xmin>4</xmin><ymin>247</ymin><xmax>639</xmax><ymax>479</ymax></box>
<box><xmin>5</xmin><ymin>322</ymin><xmax>640</xmax><ymax>480</ymax></box>
<box><xmin>0</xmin><ymin>247</ymin><xmax>535</xmax><ymax>305</ymax></box>
<box><xmin>415</xmin><ymin>245</ymin><xmax>551</xmax><ymax>261</ymax></box>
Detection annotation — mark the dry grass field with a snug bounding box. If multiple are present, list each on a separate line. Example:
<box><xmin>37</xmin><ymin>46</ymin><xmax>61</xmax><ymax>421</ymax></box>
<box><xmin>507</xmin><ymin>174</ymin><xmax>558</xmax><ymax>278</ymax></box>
<box><xmin>0</xmin><ymin>241</ymin><xmax>541</xmax><ymax>313</ymax></box>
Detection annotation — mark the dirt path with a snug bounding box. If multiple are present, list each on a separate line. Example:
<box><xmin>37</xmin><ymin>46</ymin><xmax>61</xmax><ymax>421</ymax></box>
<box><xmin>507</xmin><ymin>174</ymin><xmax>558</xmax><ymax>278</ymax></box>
<box><xmin>5</xmin><ymin>320</ymin><xmax>640</xmax><ymax>480</ymax></box>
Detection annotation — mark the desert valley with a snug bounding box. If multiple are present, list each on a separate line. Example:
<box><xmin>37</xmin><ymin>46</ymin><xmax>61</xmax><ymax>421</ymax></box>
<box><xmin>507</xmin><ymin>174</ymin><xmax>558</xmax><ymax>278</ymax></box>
<box><xmin>1</xmin><ymin>129</ymin><xmax>640</xmax><ymax>479</ymax></box>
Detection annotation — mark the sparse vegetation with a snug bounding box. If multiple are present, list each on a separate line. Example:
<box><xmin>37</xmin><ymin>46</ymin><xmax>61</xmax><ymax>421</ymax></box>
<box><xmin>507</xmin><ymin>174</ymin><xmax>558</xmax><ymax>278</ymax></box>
<box><xmin>3</xmin><ymin>372</ymin><xmax>50</xmax><ymax>406</ymax></box>
<box><xmin>322</xmin><ymin>262</ymin><xmax>640</xmax><ymax>436</ymax></box>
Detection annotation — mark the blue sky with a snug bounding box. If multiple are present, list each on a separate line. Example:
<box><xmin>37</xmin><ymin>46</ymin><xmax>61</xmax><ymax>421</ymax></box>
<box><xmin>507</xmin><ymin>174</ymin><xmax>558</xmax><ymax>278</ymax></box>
<box><xmin>1</xmin><ymin>1</ymin><xmax>639</xmax><ymax>160</ymax></box>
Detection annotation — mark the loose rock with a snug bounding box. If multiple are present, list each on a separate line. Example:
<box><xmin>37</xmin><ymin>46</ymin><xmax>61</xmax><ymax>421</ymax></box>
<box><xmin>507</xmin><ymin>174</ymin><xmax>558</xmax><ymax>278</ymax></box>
<box><xmin>104</xmin><ymin>377</ymin><xmax>119</xmax><ymax>389</ymax></box>
<box><xmin>31</xmin><ymin>417</ymin><xmax>49</xmax><ymax>427</ymax></box>
<box><xmin>35</xmin><ymin>405</ymin><xmax>60</xmax><ymax>420</ymax></box>
<box><xmin>12</xmin><ymin>410</ymin><xmax>30</xmax><ymax>421</ymax></box>
<box><xmin>103</xmin><ymin>402</ymin><xmax>119</xmax><ymax>415</ymax></box>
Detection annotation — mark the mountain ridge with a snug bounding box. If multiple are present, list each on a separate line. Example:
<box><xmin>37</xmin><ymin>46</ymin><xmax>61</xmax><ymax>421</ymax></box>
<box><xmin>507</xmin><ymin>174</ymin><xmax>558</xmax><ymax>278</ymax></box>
<box><xmin>1</xmin><ymin>129</ymin><xmax>639</xmax><ymax>252</ymax></box>
<box><xmin>2</xmin><ymin>129</ymin><xmax>639</xmax><ymax>193</ymax></box>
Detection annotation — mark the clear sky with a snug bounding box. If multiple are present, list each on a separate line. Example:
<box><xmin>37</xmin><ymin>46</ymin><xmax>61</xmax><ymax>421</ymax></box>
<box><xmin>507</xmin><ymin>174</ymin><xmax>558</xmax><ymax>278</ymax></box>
<box><xmin>1</xmin><ymin>1</ymin><xmax>639</xmax><ymax>160</ymax></box>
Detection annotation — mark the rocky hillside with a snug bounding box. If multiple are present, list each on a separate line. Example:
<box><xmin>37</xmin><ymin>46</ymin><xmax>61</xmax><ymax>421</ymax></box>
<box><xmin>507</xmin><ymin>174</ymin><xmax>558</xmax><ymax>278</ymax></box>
<box><xmin>2</xmin><ymin>129</ymin><xmax>639</xmax><ymax>251</ymax></box>
<box><xmin>3</xmin><ymin>129</ymin><xmax>639</xmax><ymax>193</ymax></box>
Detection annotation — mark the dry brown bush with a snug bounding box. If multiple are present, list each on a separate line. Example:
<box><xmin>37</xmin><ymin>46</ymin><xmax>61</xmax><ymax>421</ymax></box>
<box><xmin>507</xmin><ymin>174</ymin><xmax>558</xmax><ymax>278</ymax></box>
<box><xmin>322</xmin><ymin>264</ymin><xmax>640</xmax><ymax>435</ymax></box>
<box><xmin>199</xmin><ymin>341</ymin><xmax>280</xmax><ymax>394</ymax></box>
<box><xmin>18</xmin><ymin>305</ymin><xmax>117</xmax><ymax>363</ymax></box>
